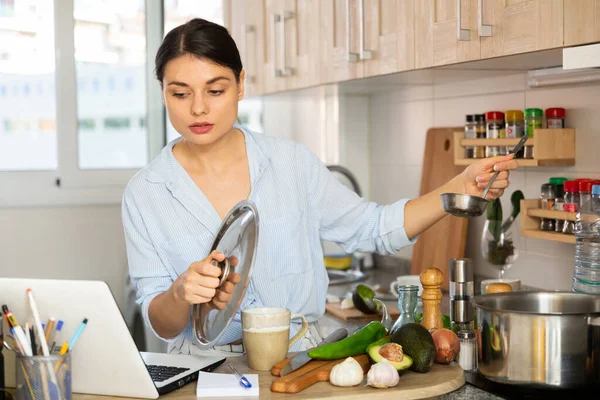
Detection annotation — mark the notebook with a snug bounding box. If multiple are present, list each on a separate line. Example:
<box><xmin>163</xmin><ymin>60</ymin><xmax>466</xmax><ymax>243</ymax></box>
<box><xmin>196</xmin><ymin>371</ymin><xmax>259</xmax><ymax>397</ymax></box>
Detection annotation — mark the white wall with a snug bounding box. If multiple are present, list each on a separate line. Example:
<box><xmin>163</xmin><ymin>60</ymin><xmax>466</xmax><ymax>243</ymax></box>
<box><xmin>367</xmin><ymin>74</ymin><xmax>600</xmax><ymax>290</ymax></box>
<box><xmin>0</xmin><ymin>205</ymin><xmax>128</xmax><ymax>307</ymax></box>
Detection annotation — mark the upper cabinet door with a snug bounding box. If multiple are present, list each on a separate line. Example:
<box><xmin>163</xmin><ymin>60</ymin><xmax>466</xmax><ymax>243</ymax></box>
<box><xmin>320</xmin><ymin>0</ymin><xmax>365</xmax><ymax>83</ymax></box>
<box><xmin>362</xmin><ymin>0</ymin><xmax>415</xmax><ymax>77</ymax></box>
<box><xmin>288</xmin><ymin>0</ymin><xmax>322</xmax><ymax>90</ymax></box>
<box><xmin>565</xmin><ymin>0</ymin><xmax>600</xmax><ymax>46</ymax></box>
<box><xmin>263</xmin><ymin>0</ymin><xmax>288</xmax><ymax>93</ymax></box>
<box><xmin>230</xmin><ymin>0</ymin><xmax>265</xmax><ymax>98</ymax></box>
<box><xmin>480</xmin><ymin>0</ymin><xmax>563</xmax><ymax>58</ymax></box>
<box><xmin>415</xmin><ymin>0</ymin><xmax>481</xmax><ymax>68</ymax></box>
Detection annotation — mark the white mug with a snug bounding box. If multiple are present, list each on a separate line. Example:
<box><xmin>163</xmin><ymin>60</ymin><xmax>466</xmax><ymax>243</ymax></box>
<box><xmin>390</xmin><ymin>275</ymin><xmax>423</xmax><ymax>298</ymax></box>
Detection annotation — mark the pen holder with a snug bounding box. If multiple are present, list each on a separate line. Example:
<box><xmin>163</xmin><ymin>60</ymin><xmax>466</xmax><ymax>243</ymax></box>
<box><xmin>15</xmin><ymin>354</ymin><xmax>71</xmax><ymax>400</ymax></box>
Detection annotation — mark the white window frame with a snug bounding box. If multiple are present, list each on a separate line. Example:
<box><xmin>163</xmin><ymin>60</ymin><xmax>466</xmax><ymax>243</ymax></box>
<box><xmin>0</xmin><ymin>0</ymin><xmax>166</xmax><ymax>207</ymax></box>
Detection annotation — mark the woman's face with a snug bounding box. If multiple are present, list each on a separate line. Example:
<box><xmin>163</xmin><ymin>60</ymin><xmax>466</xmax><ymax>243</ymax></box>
<box><xmin>162</xmin><ymin>54</ymin><xmax>244</xmax><ymax>146</ymax></box>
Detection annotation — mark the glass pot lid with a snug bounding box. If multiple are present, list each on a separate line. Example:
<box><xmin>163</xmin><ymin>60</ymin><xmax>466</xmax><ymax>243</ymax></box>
<box><xmin>192</xmin><ymin>200</ymin><xmax>259</xmax><ymax>347</ymax></box>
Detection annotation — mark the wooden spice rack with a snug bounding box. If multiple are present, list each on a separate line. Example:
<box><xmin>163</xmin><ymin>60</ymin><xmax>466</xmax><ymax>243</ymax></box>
<box><xmin>453</xmin><ymin>128</ymin><xmax>575</xmax><ymax>166</ymax></box>
<box><xmin>520</xmin><ymin>199</ymin><xmax>576</xmax><ymax>244</ymax></box>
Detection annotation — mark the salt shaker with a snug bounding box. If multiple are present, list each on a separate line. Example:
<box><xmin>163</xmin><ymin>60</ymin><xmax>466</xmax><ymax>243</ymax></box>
<box><xmin>457</xmin><ymin>329</ymin><xmax>478</xmax><ymax>372</ymax></box>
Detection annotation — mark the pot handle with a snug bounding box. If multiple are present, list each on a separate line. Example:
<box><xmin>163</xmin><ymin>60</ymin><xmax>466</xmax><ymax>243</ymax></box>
<box><xmin>587</xmin><ymin>316</ymin><xmax>600</xmax><ymax>326</ymax></box>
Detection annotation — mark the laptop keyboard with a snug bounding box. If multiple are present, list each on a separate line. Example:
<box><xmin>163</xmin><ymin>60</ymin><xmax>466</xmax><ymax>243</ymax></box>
<box><xmin>146</xmin><ymin>364</ymin><xmax>191</xmax><ymax>382</ymax></box>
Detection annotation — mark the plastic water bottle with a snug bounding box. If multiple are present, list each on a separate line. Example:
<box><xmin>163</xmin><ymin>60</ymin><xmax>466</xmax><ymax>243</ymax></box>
<box><xmin>572</xmin><ymin>184</ymin><xmax>600</xmax><ymax>294</ymax></box>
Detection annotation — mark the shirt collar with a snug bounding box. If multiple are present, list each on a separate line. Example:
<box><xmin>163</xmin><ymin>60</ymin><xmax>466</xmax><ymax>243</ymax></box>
<box><xmin>145</xmin><ymin>124</ymin><xmax>270</xmax><ymax>187</ymax></box>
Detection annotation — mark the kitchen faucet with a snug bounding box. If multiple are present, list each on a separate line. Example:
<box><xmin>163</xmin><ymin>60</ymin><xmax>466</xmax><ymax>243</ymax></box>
<box><xmin>325</xmin><ymin>165</ymin><xmax>373</xmax><ymax>275</ymax></box>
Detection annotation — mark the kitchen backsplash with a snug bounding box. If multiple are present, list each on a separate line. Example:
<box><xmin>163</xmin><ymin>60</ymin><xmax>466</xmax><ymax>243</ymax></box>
<box><xmin>365</xmin><ymin>73</ymin><xmax>600</xmax><ymax>291</ymax></box>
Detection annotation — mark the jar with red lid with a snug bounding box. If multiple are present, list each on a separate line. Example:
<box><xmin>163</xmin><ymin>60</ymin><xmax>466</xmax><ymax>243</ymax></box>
<box><xmin>485</xmin><ymin>111</ymin><xmax>506</xmax><ymax>157</ymax></box>
<box><xmin>563</xmin><ymin>180</ymin><xmax>580</xmax><ymax>213</ymax></box>
<box><xmin>546</xmin><ymin>108</ymin><xmax>565</xmax><ymax>129</ymax></box>
<box><xmin>579</xmin><ymin>179</ymin><xmax>600</xmax><ymax>209</ymax></box>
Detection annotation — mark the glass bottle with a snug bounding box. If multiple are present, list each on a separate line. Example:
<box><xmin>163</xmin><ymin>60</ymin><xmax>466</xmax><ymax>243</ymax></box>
<box><xmin>390</xmin><ymin>285</ymin><xmax>418</xmax><ymax>336</ymax></box>
<box><xmin>457</xmin><ymin>329</ymin><xmax>478</xmax><ymax>371</ymax></box>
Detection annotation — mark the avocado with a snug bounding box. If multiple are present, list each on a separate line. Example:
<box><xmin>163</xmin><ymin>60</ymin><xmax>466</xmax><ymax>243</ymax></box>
<box><xmin>391</xmin><ymin>323</ymin><xmax>435</xmax><ymax>373</ymax></box>
<box><xmin>491</xmin><ymin>326</ymin><xmax>501</xmax><ymax>352</ymax></box>
<box><xmin>352</xmin><ymin>284</ymin><xmax>380</xmax><ymax>314</ymax></box>
<box><xmin>367</xmin><ymin>338</ymin><xmax>413</xmax><ymax>371</ymax></box>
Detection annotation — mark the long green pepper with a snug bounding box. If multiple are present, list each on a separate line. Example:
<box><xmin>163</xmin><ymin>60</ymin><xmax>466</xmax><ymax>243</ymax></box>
<box><xmin>307</xmin><ymin>321</ymin><xmax>387</xmax><ymax>360</ymax></box>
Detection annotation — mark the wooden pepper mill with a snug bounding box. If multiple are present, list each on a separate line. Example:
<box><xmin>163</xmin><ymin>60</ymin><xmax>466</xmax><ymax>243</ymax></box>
<box><xmin>420</xmin><ymin>267</ymin><xmax>444</xmax><ymax>331</ymax></box>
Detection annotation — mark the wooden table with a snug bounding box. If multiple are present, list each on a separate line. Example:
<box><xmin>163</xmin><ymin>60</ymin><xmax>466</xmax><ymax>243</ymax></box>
<box><xmin>45</xmin><ymin>355</ymin><xmax>464</xmax><ymax>400</ymax></box>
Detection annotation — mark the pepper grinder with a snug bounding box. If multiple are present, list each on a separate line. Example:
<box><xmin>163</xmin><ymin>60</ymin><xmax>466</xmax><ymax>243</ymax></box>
<box><xmin>419</xmin><ymin>267</ymin><xmax>444</xmax><ymax>330</ymax></box>
<box><xmin>449</xmin><ymin>258</ymin><xmax>475</xmax><ymax>331</ymax></box>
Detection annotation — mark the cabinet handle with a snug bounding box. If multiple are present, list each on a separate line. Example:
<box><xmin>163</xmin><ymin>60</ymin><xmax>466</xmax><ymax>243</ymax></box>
<box><xmin>270</xmin><ymin>13</ymin><xmax>280</xmax><ymax>77</ymax></box>
<box><xmin>478</xmin><ymin>0</ymin><xmax>492</xmax><ymax>37</ymax></box>
<box><xmin>345</xmin><ymin>0</ymin><xmax>359</xmax><ymax>63</ymax></box>
<box><xmin>242</xmin><ymin>24</ymin><xmax>256</xmax><ymax>84</ymax></box>
<box><xmin>456</xmin><ymin>0</ymin><xmax>470</xmax><ymax>41</ymax></box>
<box><xmin>279</xmin><ymin>10</ymin><xmax>294</xmax><ymax>77</ymax></box>
<box><xmin>358</xmin><ymin>0</ymin><xmax>372</xmax><ymax>60</ymax></box>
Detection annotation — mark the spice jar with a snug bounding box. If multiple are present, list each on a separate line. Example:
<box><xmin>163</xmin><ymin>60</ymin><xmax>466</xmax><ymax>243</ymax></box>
<box><xmin>457</xmin><ymin>329</ymin><xmax>478</xmax><ymax>372</ymax></box>
<box><xmin>505</xmin><ymin>110</ymin><xmax>524</xmax><ymax>158</ymax></box>
<box><xmin>485</xmin><ymin>111</ymin><xmax>505</xmax><ymax>157</ymax></box>
<box><xmin>546</xmin><ymin>107</ymin><xmax>565</xmax><ymax>128</ymax></box>
<box><xmin>474</xmin><ymin>114</ymin><xmax>486</xmax><ymax>159</ymax></box>
<box><xmin>464</xmin><ymin>115</ymin><xmax>476</xmax><ymax>159</ymax></box>
<box><xmin>524</xmin><ymin>108</ymin><xmax>543</xmax><ymax>159</ymax></box>
<box><xmin>563</xmin><ymin>180</ymin><xmax>580</xmax><ymax>234</ymax></box>
<box><xmin>579</xmin><ymin>180</ymin><xmax>595</xmax><ymax>209</ymax></box>
<box><xmin>550</xmin><ymin>177</ymin><xmax>568</xmax><ymax>233</ymax></box>
<box><xmin>541</xmin><ymin>183</ymin><xmax>556</xmax><ymax>210</ymax></box>
<box><xmin>540</xmin><ymin>218</ymin><xmax>555</xmax><ymax>231</ymax></box>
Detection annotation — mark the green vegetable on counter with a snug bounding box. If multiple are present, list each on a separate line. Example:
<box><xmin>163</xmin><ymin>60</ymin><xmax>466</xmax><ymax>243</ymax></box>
<box><xmin>308</xmin><ymin>321</ymin><xmax>387</xmax><ymax>360</ymax></box>
<box><xmin>415</xmin><ymin>313</ymin><xmax>451</xmax><ymax>330</ymax></box>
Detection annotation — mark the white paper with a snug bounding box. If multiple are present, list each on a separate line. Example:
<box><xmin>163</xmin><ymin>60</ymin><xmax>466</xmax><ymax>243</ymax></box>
<box><xmin>196</xmin><ymin>371</ymin><xmax>259</xmax><ymax>397</ymax></box>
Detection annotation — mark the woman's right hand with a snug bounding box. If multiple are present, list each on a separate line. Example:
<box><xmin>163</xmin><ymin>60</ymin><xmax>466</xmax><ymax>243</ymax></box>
<box><xmin>174</xmin><ymin>250</ymin><xmax>226</xmax><ymax>305</ymax></box>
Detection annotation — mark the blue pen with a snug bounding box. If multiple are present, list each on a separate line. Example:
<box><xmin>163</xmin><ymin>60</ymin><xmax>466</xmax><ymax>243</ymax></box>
<box><xmin>67</xmin><ymin>318</ymin><xmax>88</xmax><ymax>351</ymax></box>
<box><xmin>229</xmin><ymin>364</ymin><xmax>251</xmax><ymax>389</ymax></box>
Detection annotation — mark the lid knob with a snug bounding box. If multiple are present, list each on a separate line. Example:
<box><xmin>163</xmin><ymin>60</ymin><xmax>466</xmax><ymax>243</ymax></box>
<box><xmin>486</xmin><ymin>282</ymin><xmax>513</xmax><ymax>294</ymax></box>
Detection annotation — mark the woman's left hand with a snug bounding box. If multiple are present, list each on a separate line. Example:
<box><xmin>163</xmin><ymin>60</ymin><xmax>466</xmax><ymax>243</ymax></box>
<box><xmin>457</xmin><ymin>154</ymin><xmax>519</xmax><ymax>200</ymax></box>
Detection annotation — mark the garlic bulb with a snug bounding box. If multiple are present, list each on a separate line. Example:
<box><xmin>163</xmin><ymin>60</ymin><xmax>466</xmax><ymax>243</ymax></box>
<box><xmin>367</xmin><ymin>359</ymin><xmax>400</xmax><ymax>388</ymax></box>
<box><xmin>329</xmin><ymin>357</ymin><xmax>364</xmax><ymax>387</ymax></box>
<box><xmin>340</xmin><ymin>297</ymin><xmax>354</xmax><ymax>309</ymax></box>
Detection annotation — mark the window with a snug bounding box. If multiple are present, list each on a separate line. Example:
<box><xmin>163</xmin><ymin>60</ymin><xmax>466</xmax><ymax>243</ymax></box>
<box><xmin>74</xmin><ymin>0</ymin><xmax>148</xmax><ymax>170</ymax></box>
<box><xmin>0</xmin><ymin>0</ymin><xmax>57</xmax><ymax>171</ymax></box>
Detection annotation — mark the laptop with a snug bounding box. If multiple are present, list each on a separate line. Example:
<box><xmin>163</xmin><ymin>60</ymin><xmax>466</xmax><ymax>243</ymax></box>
<box><xmin>0</xmin><ymin>278</ymin><xmax>225</xmax><ymax>398</ymax></box>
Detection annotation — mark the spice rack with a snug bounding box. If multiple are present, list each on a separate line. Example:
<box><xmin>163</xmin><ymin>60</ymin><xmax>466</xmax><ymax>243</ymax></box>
<box><xmin>453</xmin><ymin>129</ymin><xmax>575</xmax><ymax>167</ymax></box>
<box><xmin>520</xmin><ymin>199</ymin><xmax>576</xmax><ymax>244</ymax></box>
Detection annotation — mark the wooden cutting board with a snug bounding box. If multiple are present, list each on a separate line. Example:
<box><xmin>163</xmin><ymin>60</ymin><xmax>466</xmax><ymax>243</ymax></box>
<box><xmin>271</xmin><ymin>354</ymin><xmax>371</xmax><ymax>393</ymax></box>
<box><xmin>410</xmin><ymin>127</ymin><xmax>469</xmax><ymax>292</ymax></box>
<box><xmin>325</xmin><ymin>302</ymin><xmax>399</xmax><ymax>322</ymax></box>
<box><xmin>270</xmin><ymin>353</ymin><xmax>465</xmax><ymax>397</ymax></box>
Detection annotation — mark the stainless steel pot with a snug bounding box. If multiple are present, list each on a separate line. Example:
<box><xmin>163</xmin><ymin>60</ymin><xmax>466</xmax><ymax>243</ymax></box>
<box><xmin>471</xmin><ymin>291</ymin><xmax>600</xmax><ymax>388</ymax></box>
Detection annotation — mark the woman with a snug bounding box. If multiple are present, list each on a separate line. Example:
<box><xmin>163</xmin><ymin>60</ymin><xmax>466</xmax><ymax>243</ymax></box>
<box><xmin>122</xmin><ymin>18</ymin><xmax>517</xmax><ymax>356</ymax></box>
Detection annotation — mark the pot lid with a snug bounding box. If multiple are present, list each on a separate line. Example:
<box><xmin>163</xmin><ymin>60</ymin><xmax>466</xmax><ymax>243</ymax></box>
<box><xmin>192</xmin><ymin>200</ymin><xmax>259</xmax><ymax>347</ymax></box>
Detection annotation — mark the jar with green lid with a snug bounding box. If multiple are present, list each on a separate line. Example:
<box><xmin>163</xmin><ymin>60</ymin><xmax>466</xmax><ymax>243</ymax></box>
<box><xmin>524</xmin><ymin>108</ymin><xmax>543</xmax><ymax>159</ymax></box>
<box><xmin>550</xmin><ymin>177</ymin><xmax>569</xmax><ymax>233</ymax></box>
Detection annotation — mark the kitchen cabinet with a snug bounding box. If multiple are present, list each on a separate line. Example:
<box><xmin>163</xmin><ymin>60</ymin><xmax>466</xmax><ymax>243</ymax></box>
<box><xmin>320</xmin><ymin>0</ymin><xmax>364</xmax><ymax>83</ymax></box>
<box><xmin>320</xmin><ymin>0</ymin><xmax>415</xmax><ymax>82</ymax></box>
<box><xmin>415</xmin><ymin>0</ymin><xmax>563</xmax><ymax>68</ymax></box>
<box><xmin>230</xmin><ymin>0</ymin><xmax>265</xmax><ymax>98</ymax></box>
<box><xmin>262</xmin><ymin>0</ymin><xmax>321</xmax><ymax>93</ymax></box>
<box><xmin>565</xmin><ymin>0</ymin><xmax>600</xmax><ymax>46</ymax></box>
<box><xmin>415</xmin><ymin>0</ymin><xmax>481</xmax><ymax>68</ymax></box>
<box><xmin>480</xmin><ymin>0</ymin><xmax>563</xmax><ymax>58</ymax></box>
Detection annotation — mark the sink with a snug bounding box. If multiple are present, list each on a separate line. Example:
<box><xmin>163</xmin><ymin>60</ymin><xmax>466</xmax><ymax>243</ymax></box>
<box><xmin>326</xmin><ymin>269</ymin><xmax>369</xmax><ymax>285</ymax></box>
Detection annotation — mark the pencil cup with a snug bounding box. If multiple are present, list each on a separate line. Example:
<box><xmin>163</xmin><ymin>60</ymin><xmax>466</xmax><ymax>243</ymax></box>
<box><xmin>15</xmin><ymin>354</ymin><xmax>71</xmax><ymax>400</ymax></box>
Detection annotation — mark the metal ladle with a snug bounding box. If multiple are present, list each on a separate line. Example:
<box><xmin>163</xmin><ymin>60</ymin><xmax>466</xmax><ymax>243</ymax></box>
<box><xmin>441</xmin><ymin>135</ymin><xmax>528</xmax><ymax>218</ymax></box>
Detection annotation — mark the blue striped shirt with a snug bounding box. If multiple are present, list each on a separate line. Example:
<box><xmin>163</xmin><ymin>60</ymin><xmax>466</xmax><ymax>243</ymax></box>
<box><xmin>122</xmin><ymin>124</ymin><xmax>414</xmax><ymax>350</ymax></box>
